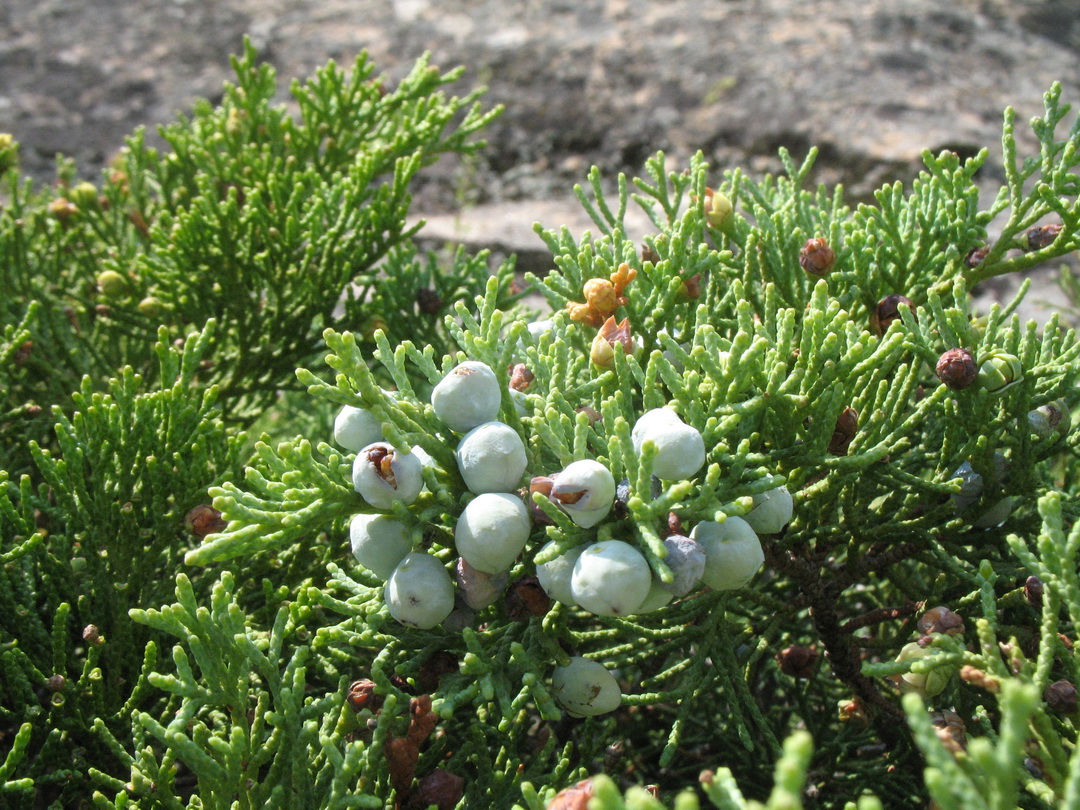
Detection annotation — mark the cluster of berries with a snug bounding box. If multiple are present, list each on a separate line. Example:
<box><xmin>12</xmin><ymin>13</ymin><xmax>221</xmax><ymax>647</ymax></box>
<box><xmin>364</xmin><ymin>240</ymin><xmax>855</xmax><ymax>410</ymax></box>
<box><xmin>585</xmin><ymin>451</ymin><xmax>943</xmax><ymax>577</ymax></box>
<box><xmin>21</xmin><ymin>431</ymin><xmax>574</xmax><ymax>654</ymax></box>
<box><xmin>334</xmin><ymin>348</ymin><xmax>794</xmax><ymax>716</ymax></box>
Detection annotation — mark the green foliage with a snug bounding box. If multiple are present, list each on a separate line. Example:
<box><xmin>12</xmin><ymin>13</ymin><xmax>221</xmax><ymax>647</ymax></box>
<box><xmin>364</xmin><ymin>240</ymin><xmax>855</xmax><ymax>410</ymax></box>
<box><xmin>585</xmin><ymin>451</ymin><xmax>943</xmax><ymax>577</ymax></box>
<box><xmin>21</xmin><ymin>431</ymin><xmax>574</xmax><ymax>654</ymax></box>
<box><xmin>0</xmin><ymin>325</ymin><xmax>244</xmax><ymax>806</ymax></box>
<box><xmin>0</xmin><ymin>39</ymin><xmax>507</xmax><ymax>473</ymax></box>
<box><xmin>6</xmin><ymin>36</ymin><xmax>1080</xmax><ymax>810</ymax></box>
<box><xmin>171</xmin><ymin>83</ymin><xmax>1080</xmax><ymax>808</ymax></box>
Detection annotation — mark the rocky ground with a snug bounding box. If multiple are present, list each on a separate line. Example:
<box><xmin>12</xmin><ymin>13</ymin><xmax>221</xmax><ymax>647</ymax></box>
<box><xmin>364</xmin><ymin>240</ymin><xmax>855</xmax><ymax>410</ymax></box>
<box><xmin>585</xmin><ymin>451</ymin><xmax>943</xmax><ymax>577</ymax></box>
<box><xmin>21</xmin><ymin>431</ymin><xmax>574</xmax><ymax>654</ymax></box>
<box><xmin>4</xmin><ymin>0</ymin><xmax>1080</xmax><ymax>318</ymax></box>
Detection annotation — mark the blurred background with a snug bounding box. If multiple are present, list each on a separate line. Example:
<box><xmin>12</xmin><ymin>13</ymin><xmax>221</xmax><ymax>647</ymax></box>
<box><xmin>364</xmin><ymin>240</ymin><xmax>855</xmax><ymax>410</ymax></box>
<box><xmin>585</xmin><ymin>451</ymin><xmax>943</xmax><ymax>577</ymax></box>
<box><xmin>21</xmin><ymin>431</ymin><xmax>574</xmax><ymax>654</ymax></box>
<box><xmin>3</xmin><ymin>0</ymin><xmax>1079</xmax><ymax>314</ymax></box>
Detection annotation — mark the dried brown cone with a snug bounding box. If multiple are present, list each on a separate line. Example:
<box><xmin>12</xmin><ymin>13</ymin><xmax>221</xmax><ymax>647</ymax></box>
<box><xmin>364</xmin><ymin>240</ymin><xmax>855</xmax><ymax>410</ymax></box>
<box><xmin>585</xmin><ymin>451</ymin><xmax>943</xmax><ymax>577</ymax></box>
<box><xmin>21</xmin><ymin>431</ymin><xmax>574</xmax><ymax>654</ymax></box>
<box><xmin>404</xmin><ymin>769</ymin><xmax>465</xmax><ymax>810</ymax></box>
<box><xmin>799</xmin><ymin>237</ymin><xmax>835</xmax><ymax>277</ymax></box>
<box><xmin>13</xmin><ymin>340</ymin><xmax>33</xmax><ymax>366</ymax></box>
<box><xmin>1025</xmin><ymin>575</ymin><xmax>1044</xmax><ymax>609</ymax></box>
<box><xmin>504</xmin><ymin>575</ymin><xmax>552</xmax><ymax>620</ymax></box>
<box><xmin>547</xmin><ymin>779</ymin><xmax>595</xmax><ymax>810</ymax></box>
<box><xmin>417</xmin><ymin>651</ymin><xmax>459</xmax><ymax>694</ymax></box>
<box><xmin>346</xmin><ymin>679</ymin><xmax>381</xmax><ymax>713</ymax></box>
<box><xmin>936</xmin><ymin>348</ymin><xmax>977</xmax><ymax>390</ymax></box>
<box><xmin>575</xmin><ymin>405</ymin><xmax>602</xmax><ymax>425</ymax></box>
<box><xmin>960</xmin><ymin>665</ymin><xmax>1001</xmax><ymax>694</ymax></box>
<box><xmin>776</xmin><ymin>645</ymin><xmax>819</xmax><ymax>678</ymax></box>
<box><xmin>837</xmin><ymin>697</ymin><xmax>870</xmax><ymax>727</ymax></box>
<box><xmin>828</xmin><ymin>407</ymin><xmax>858</xmax><ymax>455</ymax></box>
<box><xmin>185</xmin><ymin>505</ymin><xmax>227</xmax><ymax>537</ymax></box>
<box><xmin>930</xmin><ymin>710</ymin><xmax>967</xmax><ymax>755</ymax></box>
<box><xmin>416</xmin><ymin>287</ymin><xmax>443</xmax><ymax>315</ymax></box>
<box><xmin>964</xmin><ymin>245</ymin><xmax>990</xmax><ymax>268</ymax></box>
<box><xmin>870</xmin><ymin>294</ymin><xmax>914</xmax><ymax>337</ymax></box>
<box><xmin>1022</xmin><ymin>223</ymin><xmax>1063</xmax><ymax>252</ymax></box>
<box><xmin>1045</xmin><ymin>679</ymin><xmax>1078</xmax><ymax>715</ymax></box>
<box><xmin>918</xmin><ymin>606</ymin><xmax>965</xmax><ymax>637</ymax></box>
<box><xmin>528</xmin><ymin>476</ymin><xmax>556</xmax><ymax>525</ymax></box>
<box><xmin>509</xmin><ymin>363</ymin><xmax>535</xmax><ymax>392</ymax></box>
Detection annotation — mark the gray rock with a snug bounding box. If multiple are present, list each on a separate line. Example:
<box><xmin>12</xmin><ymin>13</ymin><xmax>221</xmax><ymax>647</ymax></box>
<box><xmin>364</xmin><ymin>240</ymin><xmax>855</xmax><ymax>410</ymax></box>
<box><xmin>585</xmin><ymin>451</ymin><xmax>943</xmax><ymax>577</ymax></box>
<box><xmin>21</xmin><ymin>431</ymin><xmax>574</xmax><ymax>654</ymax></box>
<box><xmin>5</xmin><ymin>0</ymin><xmax>1079</xmax><ymax>320</ymax></box>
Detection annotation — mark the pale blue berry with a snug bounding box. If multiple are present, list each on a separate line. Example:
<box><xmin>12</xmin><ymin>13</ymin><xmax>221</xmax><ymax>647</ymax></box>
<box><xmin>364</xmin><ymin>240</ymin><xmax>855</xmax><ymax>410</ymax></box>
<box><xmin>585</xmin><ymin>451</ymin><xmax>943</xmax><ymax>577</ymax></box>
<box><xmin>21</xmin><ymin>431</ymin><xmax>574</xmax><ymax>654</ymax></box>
<box><xmin>691</xmin><ymin>517</ymin><xmax>764</xmax><ymax>590</ymax></box>
<box><xmin>431</xmin><ymin>361</ymin><xmax>502</xmax><ymax>432</ymax></box>
<box><xmin>384</xmin><ymin>552</ymin><xmax>455</xmax><ymax>629</ymax></box>
<box><xmin>631</xmin><ymin>408</ymin><xmax>706</xmax><ymax>480</ymax></box>
<box><xmin>349</xmin><ymin>513</ymin><xmax>412</xmax><ymax>580</ymax></box>
<box><xmin>570</xmin><ymin>540</ymin><xmax>651</xmax><ymax>616</ymax></box>
<box><xmin>334</xmin><ymin>405</ymin><xmax>384</xmax><ymax>452</ymax></box>
<box><xmin>535</xmin><ymin>541</ymin><xmax>586</xmax><ymax>606</ymax></box>
<box><xmin>456</xmin><ymin>422</ymin><xmax>528</xmax><ymax>494</ymax></box>
<box><xmin>551</xmin><ymin>657</ymin><xmax>622</xmax><ymax>717</ymax></box>
<box><xmin>454</xmin><ymin>492</ymin><xmax>531</xmax><ymax>574</ymax></box>
<box><xmin>352</xmin><ymin>442</ymin><xmax>423</xmax><ymax>509</ymax></box>
<box><xmin>658</xmin><ymin>535</ymin><xmax>706</xmax><ymax>597</ymax></box>
<box><xmin>550</xmin><ymin>460</ymin><xmax>616</xmax><ymax>528</ymax></box>
<box><xmin>743</xmin><ymin>486</ymin><xmax>793</xmax><ymax>535</ymax></box>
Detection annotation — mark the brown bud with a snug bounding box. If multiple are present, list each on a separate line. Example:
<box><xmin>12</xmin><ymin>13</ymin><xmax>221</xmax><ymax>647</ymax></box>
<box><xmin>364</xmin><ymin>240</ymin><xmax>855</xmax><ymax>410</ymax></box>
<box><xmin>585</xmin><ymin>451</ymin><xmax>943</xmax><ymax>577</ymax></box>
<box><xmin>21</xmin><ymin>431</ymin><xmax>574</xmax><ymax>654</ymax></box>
<box><xmin>547</xmin><ymin>779</ymin><xmax>595</xmax><ymax>810</ymax></box>
<box><xmin>416</xmin><ymin>287</ymin><xmax>443</xmax><ymax>315</ymax></box>
<box><xmin>679</xmin><ymin>272</ymin><xmax>702</xmax><ymax>299</ymax></box>
<box><xmin>45</xmin><ymin>674</ymin><xmax>65</xmax><ymax>692</ymax></box>
<box><xmin>82</xmin><ymin>625</ymin><xmax>102</xmax><ymax>646</ymax></box>
<box><xmin>504</xmin><ymin>575</ymin><xmax>551</xmax><ymax>620</ymax></box>
<box><xmin>590</xmin><ymin>316</ymin><xmax>634</xmax><ymax>367</ymax></box>
<box><xmin>838</xmin><ymin>697</ymin><xmax>869</xmax><ymax>727</ymax></box>
<box><xmin>347</xmin><ymin>679</ymin><xmax>381</xmax><ymax>713</ymax></box>
<box><xmin>870</xmin><ymin>294</ymin><xmax>914</xmax><ymax>336</ymax></box>
<box><xmin>417</xmin><ymin>651</ymin><xmax>458</xmax><ymax>694</ymax></box>
<box><xmin>128</xmin><ymin>209</ymin><xmax>150</xmax><ymax>235</ymax></box>
<box><xmin>405</xmin><ymin>769</ymin><xmax>465</xmax><ymax>810</ymax></box>
<box><xmin>528</xmin><ymin>476</ymin><xmax>556</xmax><ymax>525</ymax></box>
<box><xmin>930</xmin><ymin>710</ymin><xmax>967</xmax><ymax>754</ymax></box>
<box><xmin>776</xmin><ymin>645</ymin><xmax>819</xmax><ymax>678</ymax></box>
<box><xmin>964</xmin><ymin>245</ymin><xmax>990</xmax><ymax>268</ymax></box>
<box><xmin>1045</xmin><ymin>679</ymin><xmax>1077</xmax><ymax>715</ymax></box>
<box><xmin>666</xmin><ymin>512</ymin><xmax>683</xmax><ymax>537</ymax></box>
<box><xmin>13</xmin><ymin>340</ymin><xmax>33</xmax><ymax>366</ymax></box>
<box><xmin>583</xmin><ymin>278</ymin><xmax>619</xmax><ymax>318</ymax></box>
<box><xmin>389</xmin><ymin>673</ymin><xmax>417</xmax><ymax>696</ymax></box>
<box><xmin>936</xmin><ymin>348</ymin><xmax>977</xmax><ymax>390</ymax></box>
<box><xmin>799</xmin><ymin>237</ymin><xmax>835</xmax><ymax>277</ymax></box>
<box><xmin>575</xmin><ymin>405</ymin><xmax>602</xmax><ymax>425</ymax></box>
<box><xmin>1024</xmin><ymin>575</ymin><xmax>1044</xmax><ymax>609</ymax></box>
<box><xmin>918</xmin><ymin>606</ymin><xmax>965</xmax><ymax>637</ymax></box>
<box><xmin>509</xmin><ymin>363</ymin><xmax>535</xmax><ymax>392</ymax></box>
<box><xmin>828</xmin><ymin>407</ymin><xmax>858</xmax><ymax>455</ymax></box>
<box><xmin>641</xmin><ymin>242</ymin><xmax>660</xmax><ymax>265</ymax></box>
<box><xmin>185</xmin><ymin>505</ymin><xmax>226</xmax><ymax>537</ymax></box>
<box><xmin>1022</xmin><ymin>224</ymin><xmax>1063</xmax><ymax>252</ymax></box>
<box><xmin>49</xmin><ymin>197</ymin><xmax>78</xmax><ymax>222</ymax></box>
<box><xmin>960</xmin><ymin>664</ymin><xmax>1001</xmax><ymax>693</ymax></box>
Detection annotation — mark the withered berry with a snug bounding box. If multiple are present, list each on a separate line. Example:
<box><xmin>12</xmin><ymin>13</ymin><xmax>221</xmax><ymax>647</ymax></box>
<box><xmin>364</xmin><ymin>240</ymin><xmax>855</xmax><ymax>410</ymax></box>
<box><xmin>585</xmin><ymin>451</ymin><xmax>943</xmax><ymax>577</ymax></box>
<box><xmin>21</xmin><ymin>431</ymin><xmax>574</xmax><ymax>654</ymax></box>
<box><xmin>503</xmin><ymin>575</ymin><xmax>552</xmax><ymax>620</ymax></box>
<box><xmin>936</xmin><ymin>348</ymin><xmax>977</xmax><ymax>390</ymax></box>
<box><xmin>1025</xmin><ymin>575</ymin><xmax>1044</xmax><ymax>609</ymax></box>
<box><xmin>1022</xmin><ymin>223</ymin><xmax>1063</xmax><ymax>252</ymax></box>
<box><xmin>918</xmin><ymin>606</ymin><xmax>965</xmax><ymax>637</ymax></box>
<box><xmin>828</xmin><ymin>407</ymin><xmax>858</xmax><ymax>455</ymax></box>
<box><xmin>1045</xmin><ymin>679</ymin><xmax>1078</xmax><ymax>715</ymax></box>
<box><xmin>185</xmin><ymin>504</ymin><xmax>226</xmax><ymax>537</ymax></box>
<box><xmin>347</xmin><ymin>679</ymin><xmax>380</xmax><ymax>713</ymax></box>
<box><xmin>799</xmin><ymin>237</ymin><xmax>835</xmax><ymax>277</ymax></box>
<box><xmin>776</xmin><ymin>645</ymin><xmax>819</xmax><ymax>678</ymax></box>
<box><xmin>870</xmin><ymin>294</ymin><xmax>914</xmax><ymax>337</ymax></box>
